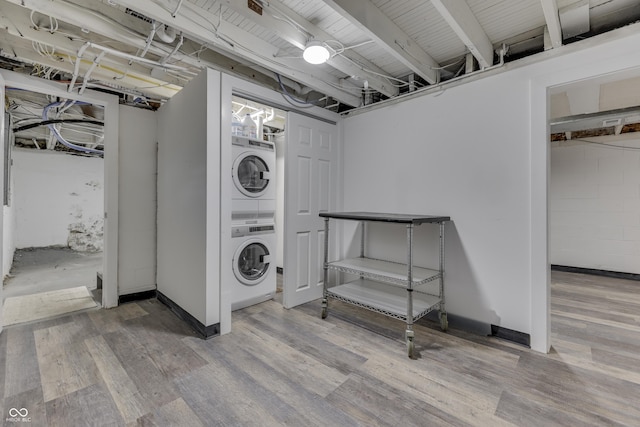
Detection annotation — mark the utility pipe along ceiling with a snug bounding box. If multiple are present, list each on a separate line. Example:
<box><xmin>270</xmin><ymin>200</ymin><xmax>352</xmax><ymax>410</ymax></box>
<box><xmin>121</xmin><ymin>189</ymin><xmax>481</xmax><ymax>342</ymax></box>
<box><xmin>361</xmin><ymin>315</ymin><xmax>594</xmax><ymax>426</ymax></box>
<box><xmin>1</xmin><ymin>0</ymin><xmax>640</xmax><ymax>113</ymax></box>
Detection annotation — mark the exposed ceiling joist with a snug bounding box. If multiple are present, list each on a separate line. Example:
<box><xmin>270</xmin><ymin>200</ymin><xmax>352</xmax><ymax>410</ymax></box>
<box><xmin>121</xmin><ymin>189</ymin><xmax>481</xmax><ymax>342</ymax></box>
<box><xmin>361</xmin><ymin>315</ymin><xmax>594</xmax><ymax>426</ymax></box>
<box><xmin>540</xmin><ymin>0</ymin><xmax>563</xmax><ymax>48</ymax></box>
<box><xmin>430</xmin><ymin>0</ymin><xmax>493</xmax><ymax>69</ymax></box>
<box><xmin>2</xmin><ymin>0</ymin><xmax>310</xmax><ymax>99</ymax></box>
<box><xmin>321</xmin><ymin>0</ymin><xmax>440</xmax><ymax>84</ymax></box>
<box><xmin>3</xmin><ymin>0</ymin><xmax>193</xmax><ymax>68</ymax></box>
<box><xmin>114</xmin><ymin>0</ymin><xmax>362</xmax><ymax>106</ymax></box>
<box><xmin>0</xmin><ymin>36</ymin><xmax>178</xmax><ymax>98</ymax></box>
<box><xmin>222</xmin><ymin>0</ymin><xmax>399</xmax><ymax>98</ymax></box>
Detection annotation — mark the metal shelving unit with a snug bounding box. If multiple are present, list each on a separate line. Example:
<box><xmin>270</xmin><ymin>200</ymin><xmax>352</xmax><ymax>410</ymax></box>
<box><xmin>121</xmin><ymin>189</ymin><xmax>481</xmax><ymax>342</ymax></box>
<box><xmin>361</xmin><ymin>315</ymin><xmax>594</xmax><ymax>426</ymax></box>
<box><xmin>319</xmin><ymin>212</ymin><xmax>450</xmax><ymax>358</ymax></box>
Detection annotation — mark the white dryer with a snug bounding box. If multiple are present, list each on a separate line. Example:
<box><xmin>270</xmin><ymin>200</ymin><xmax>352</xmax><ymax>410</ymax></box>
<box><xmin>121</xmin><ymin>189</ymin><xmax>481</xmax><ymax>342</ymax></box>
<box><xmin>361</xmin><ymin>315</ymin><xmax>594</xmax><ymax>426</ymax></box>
<box><xmin>231</xmin><ymin>135</ymin><xmax>276</xmax><ymax>224</ymax></box>
<box><xmin>230</xmin><ymin>223</ymin><xmax>277</xmax><ymax>311</ymax></box>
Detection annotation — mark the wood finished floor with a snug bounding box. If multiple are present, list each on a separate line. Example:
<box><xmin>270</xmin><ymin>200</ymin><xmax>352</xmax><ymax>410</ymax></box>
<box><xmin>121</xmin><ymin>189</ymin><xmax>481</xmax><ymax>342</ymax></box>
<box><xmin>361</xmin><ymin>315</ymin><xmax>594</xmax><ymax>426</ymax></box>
<box><xmin>2</xmin><ymin>271</ymin><xmax>640</xmax><ymax>426</ymax></box>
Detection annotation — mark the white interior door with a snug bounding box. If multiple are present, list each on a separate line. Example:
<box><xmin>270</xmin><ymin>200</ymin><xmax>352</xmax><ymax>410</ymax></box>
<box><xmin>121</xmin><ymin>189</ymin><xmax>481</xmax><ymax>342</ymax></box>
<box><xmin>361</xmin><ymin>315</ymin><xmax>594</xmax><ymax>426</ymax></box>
<box><xmin>0</xmin><ymin>73</ymin><xmax>5</xmax><ymax>334</ymax></box>
<box><xmin>283</xmin><ymin>112</ymin><xmax>338</xmax><ymax>308</ymax></box>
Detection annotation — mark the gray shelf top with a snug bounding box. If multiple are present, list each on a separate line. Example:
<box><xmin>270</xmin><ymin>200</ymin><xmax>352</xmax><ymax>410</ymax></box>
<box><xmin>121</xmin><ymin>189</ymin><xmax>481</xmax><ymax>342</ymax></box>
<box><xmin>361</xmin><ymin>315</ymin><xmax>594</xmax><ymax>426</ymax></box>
<box><xmin>319</xmin><ymin>211</ymin><xmax>450</xmax><ymax>224</ymax></box>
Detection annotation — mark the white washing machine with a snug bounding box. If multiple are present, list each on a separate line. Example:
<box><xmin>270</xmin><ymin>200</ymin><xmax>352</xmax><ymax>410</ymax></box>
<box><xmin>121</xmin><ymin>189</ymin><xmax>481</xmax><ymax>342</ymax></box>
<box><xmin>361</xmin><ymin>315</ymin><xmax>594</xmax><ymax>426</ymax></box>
<box><xmin>232</xmin><ymin>135</ymin><xmax>276</xmax><ymax>224</ymax></box>
<box><xmin>231</xmin><ymin>223</ymin><xmax>277</xmax><ymax>311</ymax></box>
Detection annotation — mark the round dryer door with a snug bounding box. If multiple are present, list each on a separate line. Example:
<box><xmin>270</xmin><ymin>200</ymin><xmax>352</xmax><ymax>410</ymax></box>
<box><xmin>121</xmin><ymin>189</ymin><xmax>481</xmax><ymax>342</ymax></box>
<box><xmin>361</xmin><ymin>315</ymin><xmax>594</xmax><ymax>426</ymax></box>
<box><xmin>233</xmin><ymin>239</ymin><xmax>272</xmax><ymax>286</ymax></box>
<box><xmin>233</xmin><ymin>153</ymin><xmax>271</xmax><ymax>198</ymax></box>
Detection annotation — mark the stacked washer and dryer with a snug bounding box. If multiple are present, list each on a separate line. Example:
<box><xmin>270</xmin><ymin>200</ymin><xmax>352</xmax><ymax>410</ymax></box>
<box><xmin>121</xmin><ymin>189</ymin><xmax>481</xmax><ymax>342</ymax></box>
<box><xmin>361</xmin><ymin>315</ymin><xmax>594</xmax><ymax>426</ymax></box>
<box><xmin>230</xmin><ymin>135</ymin><xmax>277</xmax><ymax>311</ymax></box>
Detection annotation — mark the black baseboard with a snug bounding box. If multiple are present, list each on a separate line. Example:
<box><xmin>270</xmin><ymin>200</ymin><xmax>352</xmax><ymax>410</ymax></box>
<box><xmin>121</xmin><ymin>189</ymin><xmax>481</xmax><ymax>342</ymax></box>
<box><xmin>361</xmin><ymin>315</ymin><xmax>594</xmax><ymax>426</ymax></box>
<box><xmin>491</xmin><ymin>325</ymin><xmax>530</xmax><ymax>347</ymax></box>
<box><xmin>156</xmin><ymin>291</ymin><xmax>219</xmax><ymax>339</ymax></box>
<box><xmin>118</xmin><ymin>290</ymin><xmax>156</xmax><ymax>304</ymax></box>
<box><xmin>551</xmin><ymin>264</ymin><xmax>640</xmax><ymax>282</ymax></box>
<box><xmin>276</xmin><ymin>267</ymin><xmax>283</xmax><ymax>274</ymax></box>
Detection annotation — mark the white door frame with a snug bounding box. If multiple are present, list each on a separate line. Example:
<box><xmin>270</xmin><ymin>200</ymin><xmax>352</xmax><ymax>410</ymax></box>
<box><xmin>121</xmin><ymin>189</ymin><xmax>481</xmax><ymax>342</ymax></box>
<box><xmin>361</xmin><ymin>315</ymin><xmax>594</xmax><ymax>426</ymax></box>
<box><xmin>219</xmin><ymin>73</ymin><xmax>341</xmax><ymax>334</ymax></box>
<box><xmin>530</xmin><ymin>52</ymin><xmax>640</xmax><ymax>352</ymax></box>
<box><xmin>0</xmin><ymin>69</ymin><xmax>119</xmax><ymax>309</ymax></box>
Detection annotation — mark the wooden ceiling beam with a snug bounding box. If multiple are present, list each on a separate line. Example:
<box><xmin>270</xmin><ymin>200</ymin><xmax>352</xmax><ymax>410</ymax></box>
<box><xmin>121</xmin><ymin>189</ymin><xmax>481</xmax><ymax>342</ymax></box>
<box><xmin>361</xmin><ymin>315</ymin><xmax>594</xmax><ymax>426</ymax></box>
<box><xmin>222</xmin><ymin>0</ymin><xmax>399</xmax><ymax>98</ymax></box>
<box><xmin>540</xmin><ymin>0</ymin><xmax>563</xmax><ymax>49</ymax></box>
<box><xmin>321</xmin><ymin>0</ymin><xmax>440</xmax><ymax>84</ymax></box>
<box><xmin>430</xmin><ymin>0</ymin><xmax>494</xmax><ymax>69</ymax></box>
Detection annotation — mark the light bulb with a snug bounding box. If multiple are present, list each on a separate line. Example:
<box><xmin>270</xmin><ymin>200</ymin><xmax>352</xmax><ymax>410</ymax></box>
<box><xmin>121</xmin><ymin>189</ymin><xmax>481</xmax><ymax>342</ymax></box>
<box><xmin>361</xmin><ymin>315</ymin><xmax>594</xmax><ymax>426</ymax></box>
<box><xmin>303</xmin><ymin>41</ymin><xmax>330</xmax><ymax>64</ymax></box>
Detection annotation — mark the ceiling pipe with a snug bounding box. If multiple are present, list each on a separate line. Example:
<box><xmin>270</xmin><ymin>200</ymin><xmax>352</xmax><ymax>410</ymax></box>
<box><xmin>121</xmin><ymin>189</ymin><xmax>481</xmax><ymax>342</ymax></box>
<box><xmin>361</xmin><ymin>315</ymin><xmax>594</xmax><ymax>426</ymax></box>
<box><xmin>79</xmin><ymin>51</ymin><xmax>107</xmax><ymax>94</ymax></box>
<box><xmin>68</xmin><ymin>41</ymin><xmax>90</xmax><ymax>92</ymax></box>
<box><xmin>172</xmin><ymin>0</ymin><xmax>186</xmax><ymax>18</ymax></box>
<box><xmin>156</xmin><ymin>24</ymin><xmax>177</xmax><ymax>44</ymax></box>
<box><xmin>160</xmin><ymin>33</ymin><xmax>184</xmax><ymax>65</ymax></box>
<box><xmin>85</xmin><ymin>42</ymin><xmax>193</xmax><ymax>73</ymax></box>
<box><xmin>139</xmin><ymin>21</ymin><xmax>158</xmax><ymax>59</ymax></box>
<box><xmin>5</xmin><ymin>0</ymin><xmax>191</xmax><ymax>68</ymax></box>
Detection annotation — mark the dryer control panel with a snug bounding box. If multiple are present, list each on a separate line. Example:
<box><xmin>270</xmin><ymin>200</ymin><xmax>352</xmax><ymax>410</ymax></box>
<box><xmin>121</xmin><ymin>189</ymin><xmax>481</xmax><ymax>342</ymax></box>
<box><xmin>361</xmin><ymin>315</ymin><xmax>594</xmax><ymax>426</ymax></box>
<box><xmin>231</xmin><ymin>224</ymin><xmax>275</xmax><ymax>238</ymax></box>
<box><xmin>232</xmin><ymin>135</ymin><xmax>275</xmax><ymax>152</ymax></box>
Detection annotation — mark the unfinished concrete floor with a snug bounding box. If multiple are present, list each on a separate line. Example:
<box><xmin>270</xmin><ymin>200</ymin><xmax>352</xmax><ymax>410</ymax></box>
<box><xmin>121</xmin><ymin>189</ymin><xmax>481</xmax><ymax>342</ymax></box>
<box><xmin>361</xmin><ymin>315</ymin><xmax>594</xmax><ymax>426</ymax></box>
<box><xmin>3</xmin><ymin>247</ymin><xmax>102</xmax><ymax>301</ymax></box>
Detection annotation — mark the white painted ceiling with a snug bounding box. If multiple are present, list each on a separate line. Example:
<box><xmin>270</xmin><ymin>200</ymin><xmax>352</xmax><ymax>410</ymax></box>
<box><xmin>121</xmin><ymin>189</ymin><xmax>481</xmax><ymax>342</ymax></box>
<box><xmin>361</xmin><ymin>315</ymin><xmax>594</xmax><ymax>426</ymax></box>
<box><xmin>1</xmin><ymin>0</ymin><xmax>639</xmax><ymax>112</ymax></box>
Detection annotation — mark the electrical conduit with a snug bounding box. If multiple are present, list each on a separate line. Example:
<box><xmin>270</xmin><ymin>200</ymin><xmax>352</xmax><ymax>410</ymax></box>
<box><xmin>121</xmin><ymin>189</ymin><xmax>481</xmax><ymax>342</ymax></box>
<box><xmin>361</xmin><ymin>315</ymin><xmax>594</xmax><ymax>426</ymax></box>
<box><xmin>42</xmin><ymin>101</ymin><xmax>104</xmax><ymax>155</ymax></box>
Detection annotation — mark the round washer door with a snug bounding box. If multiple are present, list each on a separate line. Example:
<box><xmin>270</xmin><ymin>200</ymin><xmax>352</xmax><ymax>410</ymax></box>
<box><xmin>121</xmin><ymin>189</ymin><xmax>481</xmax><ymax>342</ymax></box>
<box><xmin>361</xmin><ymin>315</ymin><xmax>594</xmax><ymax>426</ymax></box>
<box><xmin>232</xmin><ymin>152</ymin><xmax>271</xmax><ymax>198</ymax></box>
<box><xmin>232</xmin><ymin>238</ymin><xmax>272</xmax><ymax>286</ymax></box>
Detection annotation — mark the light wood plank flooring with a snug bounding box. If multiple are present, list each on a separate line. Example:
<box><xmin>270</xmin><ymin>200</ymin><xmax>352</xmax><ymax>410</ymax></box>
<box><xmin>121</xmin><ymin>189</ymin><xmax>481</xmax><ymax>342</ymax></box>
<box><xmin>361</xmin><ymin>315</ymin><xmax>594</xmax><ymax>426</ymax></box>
<box><xmin>2</xmin><ymin>271</ymin><xmax>640</xmax><ymax>426</ymax></box>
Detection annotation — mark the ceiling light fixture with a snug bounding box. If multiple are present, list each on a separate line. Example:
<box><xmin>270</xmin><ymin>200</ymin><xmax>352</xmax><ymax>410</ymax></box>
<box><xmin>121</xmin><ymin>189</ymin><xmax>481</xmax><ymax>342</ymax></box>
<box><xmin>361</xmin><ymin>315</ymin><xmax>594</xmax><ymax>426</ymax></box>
<box><xmin>303</xmin><ymin>40</ymin><xmax>330</xmax><ymax>64</ymax></box>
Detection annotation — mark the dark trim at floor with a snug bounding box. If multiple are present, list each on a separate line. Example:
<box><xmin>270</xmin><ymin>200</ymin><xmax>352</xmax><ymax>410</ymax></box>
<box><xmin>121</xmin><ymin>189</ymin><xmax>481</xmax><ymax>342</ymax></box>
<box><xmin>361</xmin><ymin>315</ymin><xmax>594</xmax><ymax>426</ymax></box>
<box><xmin>118</xmin><ymin>290</ymin><xmax>157</xmax><ymax>304</ymax></box>
<box><xmin>491</xmin><ymin>325</ymin><xmax>530</xmax><ymax>347</ymax></box>
<box><xmin>551</xmin><ymin>264</ymin><xmax>640</xmax><ymax>282</ymax></box>
<box><xmin>156</xmin><ymin>291</ymin><xmax>220</xmax><ymax>339</ymax></box>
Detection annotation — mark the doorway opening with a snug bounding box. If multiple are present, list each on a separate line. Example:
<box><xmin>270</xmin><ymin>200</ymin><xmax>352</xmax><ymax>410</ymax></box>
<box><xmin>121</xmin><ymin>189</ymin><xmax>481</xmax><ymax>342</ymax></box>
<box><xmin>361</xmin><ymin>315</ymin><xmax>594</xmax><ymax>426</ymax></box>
<box><xmin>230</xmin><ymin>95</ymin><xmax>287</xmax><ymax>309</ymax></box>
<box><xmin>2</xmin><ymin>87</ymin><xmax>106</xmax><ymax>326</ymax></box>
<box><xmin>548</xmin><ymin>69</ymin><xmax>640</xmax><ymax>355</ymax></box>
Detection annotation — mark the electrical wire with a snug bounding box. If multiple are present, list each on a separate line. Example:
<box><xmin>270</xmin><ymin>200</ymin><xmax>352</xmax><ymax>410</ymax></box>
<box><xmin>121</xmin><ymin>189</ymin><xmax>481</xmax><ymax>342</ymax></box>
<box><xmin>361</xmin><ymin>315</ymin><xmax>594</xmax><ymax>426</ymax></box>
<box><xmin>42</xmin><ymin>101</ymin><xmax>104</xmax><ymax>155</ymax></box>
<box><xmin>565</xmin><ymin>138</ymin><xmax>640</xmax><ymax>150</ymax></box>
<box><xmin>13</xmin><ymin>119</ymin><xmax>104</xmax><ymax>133</ymax></box>
<box><xmin>275</xmin><ymin>73</ymin><xmax>322</xmax><ymax>108</ymax></box>
<box><xmin>343</xmin><ymin>40</ymin><xmax>375</xmax><ymax>50</ymax></box>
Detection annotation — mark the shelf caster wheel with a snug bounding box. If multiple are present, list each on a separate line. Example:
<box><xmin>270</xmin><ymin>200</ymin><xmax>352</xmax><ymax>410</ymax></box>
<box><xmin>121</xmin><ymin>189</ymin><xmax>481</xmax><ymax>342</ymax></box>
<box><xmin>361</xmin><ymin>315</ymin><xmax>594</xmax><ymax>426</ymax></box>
<box><xmin>440</xmin><ymin>312</ymin><xmax>448</xmax><ymax>331</ymax></box>
<box><xmin>405</xmin><ymin>330</ymin><xmax>415</xmax><ymax>358</ymax></box>
<box><xmin>321</xmin><ymin>306</ymin><xmax>327</xmax><ymax>319</ymax></box>
<box><xmin>406</xmin><ymin>338</ymin><xmax>414</xmax><ymax>358</ymax></box>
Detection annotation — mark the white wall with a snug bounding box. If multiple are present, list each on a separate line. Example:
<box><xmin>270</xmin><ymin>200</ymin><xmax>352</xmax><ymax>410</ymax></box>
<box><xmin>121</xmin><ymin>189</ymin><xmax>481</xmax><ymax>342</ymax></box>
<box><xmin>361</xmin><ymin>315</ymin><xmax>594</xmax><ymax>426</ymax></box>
<box><xmin>550</xmin><ymin>134</ymin><xmax>640</xmax><ymax>274</ymax></box>
<box><xmin>3</xmin><ymin>124</ymin><xmax>16</xmax><ymax>276</ymax></box>
<box><xmin>275</xmin><ymin>133</ymin><xmax>285</xmax><ymax>269</ymax></box>
<box><xmin>117</xmin><ymin>105</ymin><xmax>157</xmax><ymax>295</ymax></box>
<box><xmin>3</xmin><ymin>203</ymin><xmax>15</xmax><ymax>277</ymax></box>
<box><xmin>13</xmin><ymin>148</ymin><xmax>104</xmax><ymax>251</ymax></box>
<box><xmin>157</xmin><ymin>69</ymin><xmax>220</xmax><ymax>327</ymax></box>
<box><xmin>341</xmin><ymin>24</ymin><xmax>640</xmax><ymax>351</ymax></box>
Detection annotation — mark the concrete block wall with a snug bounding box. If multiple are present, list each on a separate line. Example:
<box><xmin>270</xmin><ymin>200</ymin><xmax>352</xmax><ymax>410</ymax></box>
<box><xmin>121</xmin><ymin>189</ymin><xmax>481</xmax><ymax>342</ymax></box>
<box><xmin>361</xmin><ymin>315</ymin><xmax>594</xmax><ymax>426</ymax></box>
<box><xmin>550</xmin><ymin>135</ymin><xmax>640</xmax><ymax>274</ymax></box>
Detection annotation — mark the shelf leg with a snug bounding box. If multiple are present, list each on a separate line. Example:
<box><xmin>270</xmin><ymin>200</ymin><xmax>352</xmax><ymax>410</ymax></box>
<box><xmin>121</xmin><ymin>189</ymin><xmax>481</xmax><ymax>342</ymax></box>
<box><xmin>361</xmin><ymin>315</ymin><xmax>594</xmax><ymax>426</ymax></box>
<box><xmin>406</xmin><ymin>223</ymin><xmax>415</xmax><ymax>357</ymax></box>
<box><xmin>322</xmin><ymin>217</ymin><xmax>330</xmax><ymax>319</ymax></box>
<box><xmin>439</xmin><ymin>221</ymin><xmax>447</xmax><ymax>331</ymax></box>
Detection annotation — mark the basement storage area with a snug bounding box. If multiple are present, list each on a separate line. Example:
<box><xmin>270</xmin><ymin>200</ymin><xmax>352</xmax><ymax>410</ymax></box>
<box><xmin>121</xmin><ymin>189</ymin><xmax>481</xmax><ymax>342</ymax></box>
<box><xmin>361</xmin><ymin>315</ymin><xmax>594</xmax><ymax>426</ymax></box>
<box><xmin>2</xmin><ymin>88</ymin><xmax>105</xmax><ymax>326</ymax></box>
<box><xmin>4</xmin><ymin>0</ymin><xmax>640</xmax><ymax>425</ymax></box>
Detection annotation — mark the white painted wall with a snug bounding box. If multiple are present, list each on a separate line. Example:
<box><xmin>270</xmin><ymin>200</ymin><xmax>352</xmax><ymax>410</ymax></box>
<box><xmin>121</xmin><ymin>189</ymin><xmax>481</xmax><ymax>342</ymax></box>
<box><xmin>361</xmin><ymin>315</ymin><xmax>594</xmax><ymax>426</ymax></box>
<box><xmin>3</xmin><ymin>203</ymin><xmax>15</xmax><ymax>277</ymax></box>
<box><xmin>13</xmin><ymin>148</ymin><xmax>103</xmax><ymax>251</ymax></box>
<box><xmin>3</xmin><ymin>123</ymin><xmax>16</xmax><ymax>277</ymax></box>
<box><xmin>157</xmin><ymin>69</ymin><xmax>221</xmax><ymax>327</ymax></box>
<box><xmin>275</xmin><ymin>133</ymin><xmax>285</xmax><ymax>269</ymax></box>
<box><xmin>117</xmin><ymin>105</ymin><xmax>157</xmax><ymax>295</ymax></box>
<box><xmin>550</xmin><ymin>134</ymin><xmax>640</xmax><ymax>274</ymax></box>
<box><xmin>341</xmin><ymin>24</ymin><xmax>640</xmax><ymax>352</ymax></box>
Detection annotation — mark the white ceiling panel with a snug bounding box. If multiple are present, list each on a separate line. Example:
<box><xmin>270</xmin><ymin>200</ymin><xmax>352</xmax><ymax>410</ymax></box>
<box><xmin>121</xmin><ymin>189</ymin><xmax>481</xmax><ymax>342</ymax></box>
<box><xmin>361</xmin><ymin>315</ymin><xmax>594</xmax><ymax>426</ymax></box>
<box><xmin>467</xmin><ymin>0</ymin><xmax>546</xmax><ymax>43</ymax></box>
